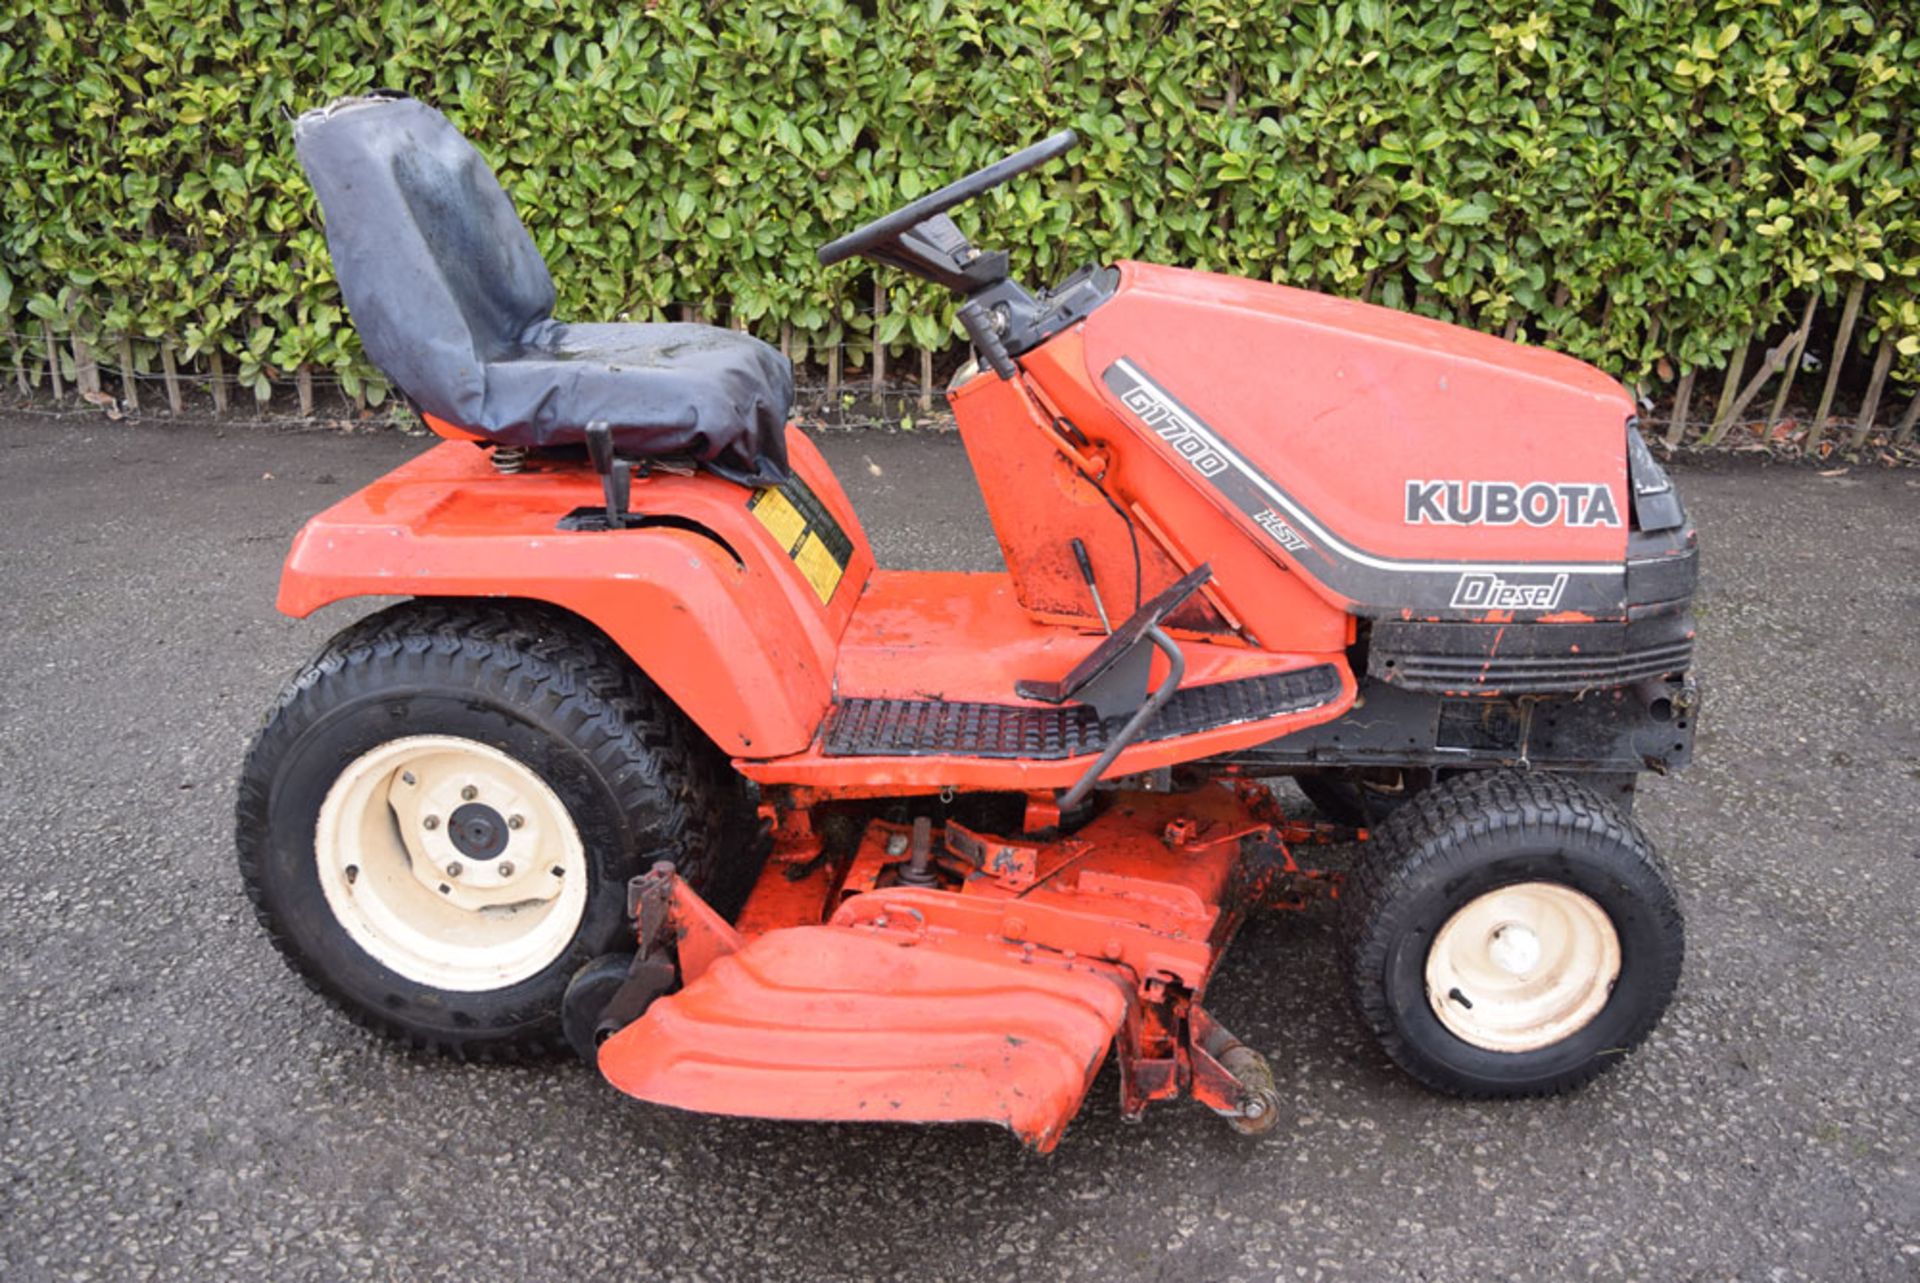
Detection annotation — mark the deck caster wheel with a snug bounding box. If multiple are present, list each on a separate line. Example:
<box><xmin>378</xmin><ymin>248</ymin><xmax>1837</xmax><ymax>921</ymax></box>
<box><xmin>1340</xmin><ymin>770</ymin><xmax>1683</xmax><ymax>1097</ymax></box>
<box><xmin>1219</xmin><ymin>1044</ymin><xmax>1282</xmax><ymax>1136</ymax></box>
<box><xmin>236</xmin><ymin>600</ymin><xmax>747</xmax><ymax>1061</ymax></box>
<box><xmin>562</xmin><ymin>953</ymin><xmax>636</xmax><ymax>1065</ymax></box>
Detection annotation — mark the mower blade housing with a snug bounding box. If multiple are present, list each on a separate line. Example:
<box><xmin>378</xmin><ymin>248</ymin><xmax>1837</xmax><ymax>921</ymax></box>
<box><xmin>596</xmin><ymin>924</ymin><xmax>1131</xmax><ymax>1151</ymax></box>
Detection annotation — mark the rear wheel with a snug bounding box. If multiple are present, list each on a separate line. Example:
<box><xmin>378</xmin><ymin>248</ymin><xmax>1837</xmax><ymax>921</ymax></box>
<box><xmin>1340</xmin><ymin>770</ymin><xmax>1682</xmax><ymax>1096</ymax></box>
<box><xmin>235</xmin><ymin>600</ymin><xmax>748</xmax><ymax>1060</ymax></box>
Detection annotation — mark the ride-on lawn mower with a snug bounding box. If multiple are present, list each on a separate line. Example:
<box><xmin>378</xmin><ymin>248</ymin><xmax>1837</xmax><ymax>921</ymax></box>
<box><xmin>238</xmin><ymin>95</ymin><xmax>1697</xmax><ymax>1150</ymax></box>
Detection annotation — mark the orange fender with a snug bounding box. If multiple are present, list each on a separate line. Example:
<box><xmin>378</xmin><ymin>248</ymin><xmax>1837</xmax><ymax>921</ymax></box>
<box><xmin>276</xmin><ymin>429</ymin><xmax>873</xmax><ymax>758</ymax></box>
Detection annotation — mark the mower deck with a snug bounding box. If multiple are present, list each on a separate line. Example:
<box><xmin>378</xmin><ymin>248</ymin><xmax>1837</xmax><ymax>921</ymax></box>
<box><xmin>595</xmin><ymin>783</ymin><xmax>1331</xmax><ymax>1149</ymax></box>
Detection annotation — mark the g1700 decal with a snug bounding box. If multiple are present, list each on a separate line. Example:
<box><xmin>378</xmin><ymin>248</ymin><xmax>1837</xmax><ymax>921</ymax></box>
<box><xmin>1115</xmin><ymin>383</ymin><xmax>1231</xmax><ymax>476</ymax></box>
<box><xmin>1406</xmin><ymin>480</ymin><xmax>1621</xmax><ymax>528</ymax></box>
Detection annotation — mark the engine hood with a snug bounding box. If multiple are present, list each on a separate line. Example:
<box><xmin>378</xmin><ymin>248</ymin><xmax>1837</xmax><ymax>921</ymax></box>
<box><xmin>1079</xmin><ymin>262</ymin><xmax>1639</xmax><ymax>619</ymax></box>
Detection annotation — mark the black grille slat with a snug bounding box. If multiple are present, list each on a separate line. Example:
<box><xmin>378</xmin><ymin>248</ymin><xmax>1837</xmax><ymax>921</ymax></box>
<box><xmin>822</xmin><ymin>666</ymin><xmax>1340</xmax><ymax>759</ymax></box>
<box><xmin>1385</xmin><ymin>639</ymin><xmax>1694</xmax><ymax>694</ymax></box>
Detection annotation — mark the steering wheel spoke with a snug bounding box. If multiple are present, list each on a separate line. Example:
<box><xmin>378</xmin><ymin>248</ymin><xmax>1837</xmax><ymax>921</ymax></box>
<box><xmin>816</xmin><ymin>129</ymin><xmax>1077</xmax><ymax>292</ymax></box>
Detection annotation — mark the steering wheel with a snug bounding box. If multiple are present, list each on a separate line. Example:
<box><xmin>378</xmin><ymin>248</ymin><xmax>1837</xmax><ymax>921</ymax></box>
<box><xmin>816</xmin><ymin>129</ymin><xmax>1078</xmax><ymax>268</ymax></box>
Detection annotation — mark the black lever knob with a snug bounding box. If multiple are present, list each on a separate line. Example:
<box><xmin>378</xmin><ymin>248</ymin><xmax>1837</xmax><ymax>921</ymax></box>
<box><xmin>958</xmin><ymin>302</ymin><xmax>1017</xmax><ymax>380</ymax></box>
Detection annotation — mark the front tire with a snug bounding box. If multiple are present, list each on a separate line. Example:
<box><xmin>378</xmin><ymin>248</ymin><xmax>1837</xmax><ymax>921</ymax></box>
<box><xmin>1340</xmin><ymin>770</ymin><xmax>1683</xmax><ymax>1096</ymax></box>
<box><xmin>235</xmin><ymin>600</ymin><xmax>747</xmax><ymax>1060</ymax></box>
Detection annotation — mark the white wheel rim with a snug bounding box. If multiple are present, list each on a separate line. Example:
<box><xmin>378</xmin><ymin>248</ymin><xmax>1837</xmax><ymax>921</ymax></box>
<box><xmin>1424</xmin><ymin>882</ymin><xmax>1621</xmax><ymax>1052</ymax></box>
<box><xmin>314</xmin><ymin>735</ymin><xmax>589</xmax><ymax>991</ymax></box>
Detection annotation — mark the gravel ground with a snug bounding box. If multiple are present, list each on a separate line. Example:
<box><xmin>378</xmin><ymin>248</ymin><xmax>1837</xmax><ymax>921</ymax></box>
<box><xmin>1</xmin><ymin>413</ymin><xmax>1916</xmax><ymax>1282</ymax></box>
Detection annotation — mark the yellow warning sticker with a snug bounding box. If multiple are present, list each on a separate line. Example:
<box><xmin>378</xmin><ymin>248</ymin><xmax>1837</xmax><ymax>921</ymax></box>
<box><xmin>749</xmin><ymin>487</ymin><xmax>808</xmax><ymax>551</ymax></box>
<box><xmin>747</xmin><ymin>476</ymin><xmax>854</xmax><ymax>606</ymax></box>
<box><xmin>793</xmin><ymin>531</ymin><xmax>845</xmax><ymax>605</ymax></box>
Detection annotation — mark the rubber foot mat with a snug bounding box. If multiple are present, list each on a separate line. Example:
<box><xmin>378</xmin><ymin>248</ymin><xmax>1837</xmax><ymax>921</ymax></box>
<box><xmin>821</xmin><ymin>665</ymin><xmax>1340</xmax><ymax>759</ymax></box>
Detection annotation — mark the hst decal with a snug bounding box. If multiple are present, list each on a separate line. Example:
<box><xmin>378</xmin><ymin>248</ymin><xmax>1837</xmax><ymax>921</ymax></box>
<box><xmin>1405</xmin><ymin>480</ymin><xmax>1622</xmax><ymax>528</ymax></box>
<box><xmin>1252</xmin><ymin>508</ymin><xmax>1311</xmax><ymax>553</ymax></box>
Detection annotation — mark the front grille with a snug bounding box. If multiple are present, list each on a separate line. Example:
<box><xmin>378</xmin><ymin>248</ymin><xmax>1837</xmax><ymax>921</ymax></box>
<box><xmin>1379</xmin><ymin>638</ymin><xmax>1693</xmax><ymax>695</ymax></box>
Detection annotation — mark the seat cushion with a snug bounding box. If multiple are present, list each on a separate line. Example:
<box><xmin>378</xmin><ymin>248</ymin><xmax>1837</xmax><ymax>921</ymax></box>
<box><xmin>293</xmin><ymin>94</ymin><xmax>792</xmax><ymax>486</ymax></box>
<box><xmin>490</xmin><ymin>321</ymin><xmax>793</xmax><ymax>484</ymax></box>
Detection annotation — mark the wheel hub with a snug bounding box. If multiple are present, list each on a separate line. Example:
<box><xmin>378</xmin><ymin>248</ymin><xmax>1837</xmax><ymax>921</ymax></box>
<box><xmin>1486</xmin><ymin>922</ymin><xmax>1541</xmax><ymax>976</ymax></box>
<box><xmin>1424</xmin><ymin>881</ymin><xmax>1621</xmax><ymax>1053</ymax></box>
<box><xmin>314</xmin><ymin>734</ymin><xmax>589</xmax><ymax>991</ymax></box>
<box><xmin>448</xmin><ymin>802</ymin><xmax>509</xmax><ymax>861</ymax></box>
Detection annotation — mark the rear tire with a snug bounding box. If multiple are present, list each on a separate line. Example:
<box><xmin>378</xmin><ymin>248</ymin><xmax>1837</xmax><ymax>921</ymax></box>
<box><xmin>235</xmin><ymin>600</ymin><xmax>749</xmax><ymax>1060</ymax></box>
<box><xmin>1340</xmin><ymin>770</ymin><xmax>1682</xmax><ymax>1096</ymax></box>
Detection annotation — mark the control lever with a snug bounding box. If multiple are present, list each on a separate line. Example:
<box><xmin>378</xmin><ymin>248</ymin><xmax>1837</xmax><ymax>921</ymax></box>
<box><xmin>1058</xmin><ymin>626</ymin><xmax>1186</xmax><ymax>812</ymax></box>
<box><xmin>583</xmin><ymin>421</ymin><xmax>631</xmax><ymax>530</ymax></box>
<box><xmin>1071</xmin><ymin>538</ymin><xmax>1111</xmax><ymax>633</ymax></box>
<box><xmin>958</xmin><ymin>301</ymin><xmax>1017</xmax><ymax>380</ymax></box>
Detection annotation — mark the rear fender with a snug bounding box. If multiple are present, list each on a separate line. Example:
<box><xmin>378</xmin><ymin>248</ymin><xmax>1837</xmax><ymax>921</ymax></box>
<box><xmin>276</xmin><ymin>429</ymin><xmax>872</xmax><ymax>758</ymax></box>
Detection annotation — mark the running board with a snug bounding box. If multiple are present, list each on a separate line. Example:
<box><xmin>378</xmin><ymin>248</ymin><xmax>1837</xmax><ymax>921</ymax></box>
<box><xmin>820</xmin><ymin>665</ymin><xmax>1342</xmax><ymax>760</ymax></box>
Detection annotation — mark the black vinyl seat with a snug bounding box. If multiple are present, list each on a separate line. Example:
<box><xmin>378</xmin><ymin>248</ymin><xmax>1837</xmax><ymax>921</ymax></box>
<box><xmin>293</xmin><ymin>93</ymin><xmax>792</xmax><ymax>485</ymax></box>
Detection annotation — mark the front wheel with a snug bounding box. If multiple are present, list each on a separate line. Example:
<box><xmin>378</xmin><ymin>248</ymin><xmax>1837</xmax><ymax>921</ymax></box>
<box><xmin>235</xmin><ymin>601</ymin><xmax>748</xmax><ymax>1060</ymax></box>
<box><xmin>1339</xmin><ymin>770</ymin><xmax>1683</xmax><ymax>1096</ymax></box>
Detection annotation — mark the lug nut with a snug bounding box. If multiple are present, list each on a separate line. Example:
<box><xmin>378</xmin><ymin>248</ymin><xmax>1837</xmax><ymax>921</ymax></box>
<box><xmin>498</xmin><ymin>861</ymin><xmax>515</xmax><ymax>877</ymax></box>
<box><xmin>507</xmin><ymin>814</ymin><xmax>524</xmax><ymax>830</ymax></box>
<box><xmin>344</xmin><ymin>864</ymin><xmax>359</xmax><ymax>884</ymax></box>
<box><xmin>550</xmin><ymin>866</ymin><xmax>565</xmax><ymax>878</ymax></box>
<box><xmin>423</xmin><ymin>815</ymin><xmax>439</xmax><ymax>831</ymax></box>
<box><xmin>461</xmin><ymin>785</ymin><xmax>478</xmax><ymax>801</ymax></box>
<box><xmin>400</xmin><ymin>771</ymin><xmax>416</xmax><ymax>786</ymax></box>
<box><xmin>445</xmin><ymin>861</ymin><xmax>463</xmax><ymax>878</ymax></box>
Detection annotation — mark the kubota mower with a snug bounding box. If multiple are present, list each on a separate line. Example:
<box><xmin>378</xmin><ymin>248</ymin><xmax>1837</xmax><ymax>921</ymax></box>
<box><xmin>238</xmin><ymin>95</ymin><xmax>1697</xmax><ymax>1150</ymax></box>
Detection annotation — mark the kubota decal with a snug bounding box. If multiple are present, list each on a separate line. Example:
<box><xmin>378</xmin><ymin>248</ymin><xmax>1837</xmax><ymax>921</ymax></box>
<box><xmin>1405</xmin><ymin>480</ymin><xmax>1622</xmax><ymax>528</ymax></box>
<box><xmin>1100</xmin><ymin>358</ymin><xmax>1628</xmax><ymax>618</ymax></box>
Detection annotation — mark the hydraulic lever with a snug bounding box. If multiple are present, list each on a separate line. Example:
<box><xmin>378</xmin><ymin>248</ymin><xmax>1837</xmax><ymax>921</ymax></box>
<box><xmin>583</xmin><ymin>420</ymin><xmax>632</xmax><ymax>530</ymax></box>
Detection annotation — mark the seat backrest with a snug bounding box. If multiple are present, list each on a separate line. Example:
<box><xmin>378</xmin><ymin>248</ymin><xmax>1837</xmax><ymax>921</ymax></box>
<box><xmin>293</xmin><ymin>94</ymin><xmax>555</xmax><ymax>416</ymax></box>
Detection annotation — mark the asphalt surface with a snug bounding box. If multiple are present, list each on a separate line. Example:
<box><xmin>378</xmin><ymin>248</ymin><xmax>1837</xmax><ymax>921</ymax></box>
<box><xmin>1</xmin><ymin>413</ymin><xmax>1917</xmax><ymax>1282</ymax></box>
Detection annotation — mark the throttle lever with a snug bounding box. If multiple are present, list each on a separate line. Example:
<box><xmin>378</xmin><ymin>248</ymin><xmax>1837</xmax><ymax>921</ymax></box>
<box><xmin>959</xmin><ymin>302</ymin><xmax>1017</xmax><ymax>380</ymax></box>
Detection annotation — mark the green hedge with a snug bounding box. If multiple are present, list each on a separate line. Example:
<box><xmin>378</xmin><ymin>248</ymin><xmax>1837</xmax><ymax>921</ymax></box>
<box><xmin>2</xmin><ymin>0</ymin><xmax>1917</xmax><ymax>437</ymax></box>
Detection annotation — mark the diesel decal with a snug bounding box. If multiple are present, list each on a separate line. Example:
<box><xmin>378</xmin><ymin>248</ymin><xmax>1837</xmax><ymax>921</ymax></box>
<box><xmin>1450</xmin><ymin>572</ymin><xmax>1569</xmax><ymax>611</ymax></box>
<box><xmin>1405</xmin><ymin>480</ymin><xmax>1621</xmax><ymax>528</ymax></box>
<box><xmin>1115</xmin><ymin>384</ymin><xmax>1231</xmax><ymax>477</ymax></box>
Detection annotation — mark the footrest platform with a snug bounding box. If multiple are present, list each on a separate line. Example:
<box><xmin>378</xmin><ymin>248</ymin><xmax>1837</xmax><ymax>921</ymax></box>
<box><xmin>820</xmin><ymin>665</ymin><xmax>1341</xmax><ymax>760</ymax></box>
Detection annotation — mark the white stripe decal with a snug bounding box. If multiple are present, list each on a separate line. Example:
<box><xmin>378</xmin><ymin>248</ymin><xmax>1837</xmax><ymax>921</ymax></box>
<box><xmin>1111</xmin><ymin>358</ymin><xmax>1618</xmax><ymax>578</ymax></box>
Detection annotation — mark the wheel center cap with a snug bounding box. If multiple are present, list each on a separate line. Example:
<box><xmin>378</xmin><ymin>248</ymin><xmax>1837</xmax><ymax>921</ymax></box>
<box><xmin>1487</xmin><ymin>923</ymin><xmax>1541</xmax><ymax>976</ymax></box>
<box><xmin>448</xmin><ymin>801</ymin><xmax>509</xmax><ymax>860</ymax></box>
